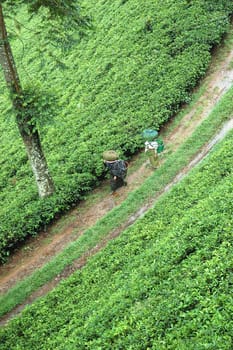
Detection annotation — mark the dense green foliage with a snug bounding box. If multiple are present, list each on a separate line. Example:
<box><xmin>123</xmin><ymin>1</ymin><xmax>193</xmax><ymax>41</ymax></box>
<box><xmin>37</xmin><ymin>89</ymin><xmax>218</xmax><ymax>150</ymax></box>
<box><xmin>0</xmin><ymin>0</ymin><xmax>233</xmax><ymax>261</ymax></box>
<box><xmin>1</xmin><ymin>128</ymin><xmax>232</xmax><ymax>349</ymax></box>
<box><xmin>0</xmin><ymin>84</ymin><xmax>232</xmax><ymax>318</ymax></box>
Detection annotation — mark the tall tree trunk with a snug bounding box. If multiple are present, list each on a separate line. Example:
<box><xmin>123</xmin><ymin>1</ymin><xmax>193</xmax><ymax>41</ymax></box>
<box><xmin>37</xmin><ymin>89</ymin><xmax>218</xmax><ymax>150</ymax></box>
<box><xmin>0</xmin><ymin>4</ymin><xmax>54</xmax><ymax>198</ymax></box>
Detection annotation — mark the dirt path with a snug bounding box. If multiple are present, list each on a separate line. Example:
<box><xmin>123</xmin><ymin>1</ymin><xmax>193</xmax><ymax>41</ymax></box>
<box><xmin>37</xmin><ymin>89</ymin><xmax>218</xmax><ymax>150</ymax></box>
<box><xmin>0</xmin><ymin>40</ymin><xmax>233</xmax><ymax>325</ymax></box>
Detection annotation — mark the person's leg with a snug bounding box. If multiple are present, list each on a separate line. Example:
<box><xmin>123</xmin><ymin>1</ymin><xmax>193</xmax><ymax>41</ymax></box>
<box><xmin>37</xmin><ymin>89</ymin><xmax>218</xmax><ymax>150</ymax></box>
<box><xmin>110</xmin><ymin>176</ymin><xmax>117</xmax><ymax>192</ymax></box>
<box><xmin>148</xmin><ymin>150</ymin><xmax>159</xmax><ymax>168</ymax></box>
<box><xmin>115</xmin><ymin>177</ymin><xmax>124</xmax><ymax>190</ymax></box>
<box><xmin>111</xmin><ymin>176</ymin><xmax>125</xmax><ymax>192</ymax></box>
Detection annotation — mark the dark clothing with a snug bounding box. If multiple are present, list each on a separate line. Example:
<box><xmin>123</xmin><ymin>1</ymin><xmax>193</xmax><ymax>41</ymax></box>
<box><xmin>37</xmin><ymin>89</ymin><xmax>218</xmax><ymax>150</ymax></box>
<box><xmin>105</xmin><ymin>160</ymin><xmax>128</xmax><ymax>179</ymax></box>
<box><xmin>104</xmin><ymin>160</ymin><xmax>128</xmax><ymax>192</ymax></box>
<box><xmin>110</xmin><ymin>176</ymin><xmax>125</xmax><ymax>192</ymax></box>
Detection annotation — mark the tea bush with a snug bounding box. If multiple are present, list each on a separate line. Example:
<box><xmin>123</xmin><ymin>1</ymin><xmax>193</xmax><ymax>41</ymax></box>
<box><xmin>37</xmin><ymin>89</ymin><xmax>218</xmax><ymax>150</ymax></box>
<box><xmin>0</xmin><ymin>0</ymin><xmax>233</xmax><ymax>261</ymax></box>
<box><xmin>0</xmin><ymin>126</ymin><xmax>232</xmax><ymax>349</ymax></box>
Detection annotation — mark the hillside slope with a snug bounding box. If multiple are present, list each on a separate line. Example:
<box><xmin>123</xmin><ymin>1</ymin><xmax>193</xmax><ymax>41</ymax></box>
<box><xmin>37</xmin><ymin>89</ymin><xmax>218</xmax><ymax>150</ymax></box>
<box><xmin>0</xmin><ymin>27</ymin><xmax>233</xmax><ymax>329</ymax></box>
<box><xmin>0</xmin><ymin>97</ymin><xmax>232</xmax><ymax>349</ymax></box>
<box><xmin>0</xmin><ymin>0</ymin><xmax>233</xmax><ymax>262</ymax></box>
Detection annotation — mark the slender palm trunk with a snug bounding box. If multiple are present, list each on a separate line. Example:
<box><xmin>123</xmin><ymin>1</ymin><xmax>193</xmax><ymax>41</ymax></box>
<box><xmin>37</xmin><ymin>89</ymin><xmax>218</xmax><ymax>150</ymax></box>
<box><xmin>0</xmin><ymin>4</ymin><xmax>54</xmax><ymax>198</ymax></box>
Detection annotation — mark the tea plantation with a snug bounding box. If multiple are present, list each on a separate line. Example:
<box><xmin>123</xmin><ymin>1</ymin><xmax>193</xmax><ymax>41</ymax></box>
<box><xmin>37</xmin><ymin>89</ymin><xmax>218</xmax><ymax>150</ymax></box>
<box><xmin>0</xmin><ymin>0</ymin><xmax>233</xmax><ymax>262</ymax></box>
<box><xmin>0</xmin><ymin>123</ymin><xmax>232</xmax><ymax>349</ymax></box>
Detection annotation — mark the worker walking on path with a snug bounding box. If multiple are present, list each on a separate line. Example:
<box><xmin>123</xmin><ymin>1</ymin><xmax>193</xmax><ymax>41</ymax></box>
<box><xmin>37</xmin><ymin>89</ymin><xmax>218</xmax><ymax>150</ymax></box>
<box><xmin>145</xmin><ymin>139</ymin><xmax>159</xmax><ymax>168</ymax></box>
<box><xmin>142</xmin><ymin>129</ymin><xmax>164</xmax><ymax>169</ymax></box>
<box><xmin>103</xmin><ymin>150</ymin><xmax>128</xmax><ymax>195</ymax></box>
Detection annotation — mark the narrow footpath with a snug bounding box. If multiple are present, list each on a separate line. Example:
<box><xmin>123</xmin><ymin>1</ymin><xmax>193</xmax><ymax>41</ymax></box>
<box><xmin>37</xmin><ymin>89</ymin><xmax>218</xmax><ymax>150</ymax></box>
<box><xmin>1</xmin><ymin>38</ymin><xmax>233</xmax><ymax>326</ymax></box>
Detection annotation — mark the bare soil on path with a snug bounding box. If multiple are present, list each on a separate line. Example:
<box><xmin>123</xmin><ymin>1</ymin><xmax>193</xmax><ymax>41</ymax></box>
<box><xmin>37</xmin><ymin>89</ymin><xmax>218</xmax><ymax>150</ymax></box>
<box><xmin>1</xmin><ymin>39</ymin><xmax>233</xmax><ymax>325</ymax></box>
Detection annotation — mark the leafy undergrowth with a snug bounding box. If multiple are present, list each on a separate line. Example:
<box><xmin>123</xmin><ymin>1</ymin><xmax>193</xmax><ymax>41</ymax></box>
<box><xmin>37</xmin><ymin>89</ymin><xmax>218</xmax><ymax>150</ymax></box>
<box><xmin>0</xmin><ymin>0</ymin><xmax>233</xmax><ymax>262</ymax></box>
<box><xmin>0</xmin><ymin>83</ymin><xmax>233</xmax><ymax>319</ymax></box>
<box><xmin>0</xmin><ymin>128</ymin><xmax>232</xmax><ymax>349</ymax></box>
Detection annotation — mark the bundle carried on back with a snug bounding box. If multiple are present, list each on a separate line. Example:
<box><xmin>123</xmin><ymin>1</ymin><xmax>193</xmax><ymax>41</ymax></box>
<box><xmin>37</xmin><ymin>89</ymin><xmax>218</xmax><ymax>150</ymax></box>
<box><xmin>142</xmin><ymin>129</ymin><xmax>158</xmax><ymax>141</ymax></box>
<box><xmin>103</xmin><ymin>150</ymin><xmax>128</xmax><ymax>193</ymax></box>
<box><xmin>102</xmin><ymin>150</ymin><xmax>119</xmax><ymax>161</ymax></box>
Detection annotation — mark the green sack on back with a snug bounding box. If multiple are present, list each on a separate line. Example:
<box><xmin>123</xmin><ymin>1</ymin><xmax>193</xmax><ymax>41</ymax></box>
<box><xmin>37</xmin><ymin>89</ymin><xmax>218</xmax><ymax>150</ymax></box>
<box><xmin>157</xmin><ymin>139</ymin><xmax>164</xmax><ymax>153</ymax></box>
